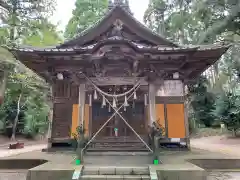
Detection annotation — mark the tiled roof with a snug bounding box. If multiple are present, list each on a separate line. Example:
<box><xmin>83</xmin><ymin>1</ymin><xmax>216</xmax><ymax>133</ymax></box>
<box><xmin>7</xmin><ymin>41</ymin><xmax>230</xmax><ymax>54</ymax></box>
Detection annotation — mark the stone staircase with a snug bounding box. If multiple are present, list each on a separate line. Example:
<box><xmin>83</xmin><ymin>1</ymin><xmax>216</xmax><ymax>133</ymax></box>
<box><xmin>87</xmin><ymin>136</ymin><xmax>149</xmax><ymax>152</ymax></box>
<box><xmin>80</xmin><ymin>166</ymin><xmax>151</xmax><ymax>180</ymax></box>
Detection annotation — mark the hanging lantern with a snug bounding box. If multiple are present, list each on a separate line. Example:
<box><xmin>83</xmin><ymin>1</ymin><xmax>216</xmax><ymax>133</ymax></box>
<box><xmin>57</xmin><ymin>73</ymin><xmax>63</xmax><ymax>80</ymax></box>
<box><xmin>124</xmin><ymin>95</ymin><xmax>129</xmax><ymax>107</ymax></box>
<box><xmin>132</xmin><ymin>101</ymin><xmax>135</xmax><ymax>108</ymax></box>
<box><xmin>113</xmin><ymin>97</ymin><xmax>117</xmax><ymax>108</ymax></box>
<box><xmin>94</xmin><ymin>89</ymin><xmax>98</xmax><ymax>100</ymax></box>
<box><xmin>102</xmin><ymin>96</ymin><xmax>106</xmax><ymax>107</ymax></box>
<box><xmin>124</xmin><ymin>106</ymin><xmax>126</xmax><ymax>111</ymax></box>
<box><xmin>108</xmin><ymin>103</ymin><xmax>111</xmax><ymax>112</ymax></box>
<box><xmin>173</xmin><ymin>72</ymin><xmax>179</xmax><ymax>79</ymax></box>
<box><xmin>133</xmin><ymin>91</ymin><xmax>137</xmax><ymax>100</ymax></box>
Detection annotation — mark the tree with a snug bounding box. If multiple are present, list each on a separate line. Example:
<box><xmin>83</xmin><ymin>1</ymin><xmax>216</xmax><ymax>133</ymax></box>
<box><xmin>64</xmin><ymin>0</ymin><xmax>108</xmax><ymax>39</ymax></box>
<box><xmin>213</xmin><ymin>92</ymin><xmax>240</xmax><ymax>136</ymax></box>
<box><xmin>196</xmin><ymin>0</ymin><xmax>240</xmax><ymax>43</ymax></box>
<box><xmin>144</xmin><ymin>0</ymin><xmax>240</xmax><ymax>133</ymax></box>
<box><xmin>144</xmin><ymin>0</ymin><xmax>199</xmax><ymax>44</ymax></box>
<box><xmin>0</xmin><ymin>0</ymin><xmax>56</xmax><ymax>110</ymax></box>
<box><xmin>0</xmin><ymin>19</ymin><xmax>61</xmax><ymax>140</ymax></box>
<box><xmin>23</xmin><ymin>19</ymin><xmax>63</xmax><ymax>46</ymax></box>
<box><xmin>6</xmin><ymin>67</ymin><xmax>49</xmax><ymax>140</ymax></box>
<box><xmin>187</xmin><ymin>76</ymin><xmax>216</xmax><ymax>127</ymax></box>
<box><xmin>0</xmin><ymin>0</ymin><xmax>56</xmax><ymax>45</ymax></box>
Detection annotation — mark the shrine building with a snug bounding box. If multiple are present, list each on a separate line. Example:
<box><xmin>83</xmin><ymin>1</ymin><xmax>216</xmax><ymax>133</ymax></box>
<box><xmin>6</xmin><ymin>0</ymin><xmax>230</xmax><ymax>152</ymax></box>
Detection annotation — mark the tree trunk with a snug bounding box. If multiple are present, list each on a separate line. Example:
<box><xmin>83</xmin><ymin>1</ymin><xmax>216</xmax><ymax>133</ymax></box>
<box><xmin>232</xmin><ymin>129</ymin><xmax>237</xmax><ymax>137</ymax></box>
<box><xmin>11</xmin><ymin>93</ymin><xmax>22</xmax><ymax>141</ymax></box>
<box><xmin>0</xmin><ymin>71</ymin><xmax>7</xmax><ymax>104</ymax></box>
<box><xmin>9</xmin><ymin>0</ymin><xmax>17</xmax><ymax>45</ymax></box>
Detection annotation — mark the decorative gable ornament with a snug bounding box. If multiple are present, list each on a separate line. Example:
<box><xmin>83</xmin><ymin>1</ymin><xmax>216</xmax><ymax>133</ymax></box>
<box><xmin>110</xmin><ymin>19</ymin><xmax>124</xmax><ymax>37</ymax></box>
<box><xmin>108</xmin><ymin>0</ymin><xmax>132</xmax><ymax>14</ymax></box>
<box><xmin>114</xmin><ymin>19</ymin><xmax>123</xmax><ymax>31</ymax></box>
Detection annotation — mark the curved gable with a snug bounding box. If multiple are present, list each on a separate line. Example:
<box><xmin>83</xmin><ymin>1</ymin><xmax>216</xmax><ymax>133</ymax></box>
<box><xmin>59</xmin><ymin>6</ymin><xmax>179</xmax><ymax>48</ymax></box>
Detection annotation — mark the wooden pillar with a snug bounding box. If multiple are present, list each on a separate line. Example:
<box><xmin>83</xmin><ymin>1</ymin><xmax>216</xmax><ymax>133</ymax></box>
<box><xmin>183</xmin><ymin>84</ymin><xmax>190</xmax><ymax>148</ymax></box>
<box><xmin>47</xmin><ymin>86</ymin><xmax>53</xmax><ymax>149</ymax></box>
<box><xmin>88</xmin><ymin>94</ymin><xmax>92</xmax><ymax>137</ymax></box>
<box><xmin>84</xmin><ymin>104</ymin><xmax>90</xmax><ymax>137</ymax></box>
<box><xmin>148</xmin><ymin>83</ymin><xmax>156</xmax><ymax>126</ymax></box>
<box><xmin>78</xmin><ymin>84</ymin><xmax>86</xmax><ymax>127</ymax></box>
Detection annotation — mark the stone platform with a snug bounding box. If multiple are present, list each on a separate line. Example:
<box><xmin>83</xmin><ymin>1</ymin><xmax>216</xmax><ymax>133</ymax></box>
<box><xmin>1</xmin><ymin>148</ymin><xmax>240</xmax><ymax>180</ymax></box>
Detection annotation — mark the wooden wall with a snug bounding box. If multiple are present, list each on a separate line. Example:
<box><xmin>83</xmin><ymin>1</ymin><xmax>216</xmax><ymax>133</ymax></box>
<box><xmin>52</xmin><ymin>80</ymin><xmax>186</xmax><ymax>140</ymax></box>
<box><xmin>166</xmin><ymin>104</ymin><xmax>185</xmax><ymax>138</ymax></box>
<box><xmin>71</xmin><ymin>104</ymin><xmax>79</xmax><ymax>138</ymax></box>
<box><xmin>155</xmin><ymin>104</ymin><xmax>165</xmax><ymax>128</ymax></box>
<box><xmin>154</xmin><ymin>97</ymin><xmax>186</xmax><ymax>138</ymax></box>
<box><xmin>52</xmin><ymin>80</ymin><xmax>79</xmax><ymax>139</ymax></box>
<box><xmin>71</xmin><ymin>104</ymin><xmax>89</xmax><ymax>137</ymax></box>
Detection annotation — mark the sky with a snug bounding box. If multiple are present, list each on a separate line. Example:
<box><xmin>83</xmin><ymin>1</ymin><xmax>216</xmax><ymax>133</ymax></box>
<box><xmin>50</xmin><ymin>0</ymin><xmax>149</xmax><ymax>32</ymax></box>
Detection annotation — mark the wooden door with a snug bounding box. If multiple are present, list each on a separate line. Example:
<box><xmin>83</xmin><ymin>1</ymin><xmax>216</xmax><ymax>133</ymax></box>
<box><xmin>91</xmin><ymin>101</ymin><xmax>146</xmax><ymax>137</ymax></box>
<box><xmin>92</xmin><ymin>102</ymin><xmax>112</xmax><ymax>137</ymax></box>
<box><xmin>121</xmin><ymin>101</ymin><xmax>146</xmax><ymax>136</ymax></box>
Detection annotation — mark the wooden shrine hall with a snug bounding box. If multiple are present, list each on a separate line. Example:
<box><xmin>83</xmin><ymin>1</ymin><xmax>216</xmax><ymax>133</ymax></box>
<box><xmin>6</xmin><ymin>0</ymin><xmax>230</xmax><ymax>151</ymax></box>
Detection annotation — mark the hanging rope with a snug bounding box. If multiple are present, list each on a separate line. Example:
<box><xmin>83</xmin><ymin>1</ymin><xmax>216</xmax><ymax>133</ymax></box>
<box><xmin>95</xmin><ymin>81</ymin><xmax>140</xmax><ymax>97</ymax></box>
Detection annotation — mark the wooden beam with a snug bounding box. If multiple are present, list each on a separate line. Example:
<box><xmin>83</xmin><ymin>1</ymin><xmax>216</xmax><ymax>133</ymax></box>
<box><xmin>88</xmin><ymin>77</ymin><xmax>148</xmax><ymax>85</ymax></box>
<box><xmin>86</xmin><ymin>85</ymin><xmax>149</xmax><ymax>92</ymax></box>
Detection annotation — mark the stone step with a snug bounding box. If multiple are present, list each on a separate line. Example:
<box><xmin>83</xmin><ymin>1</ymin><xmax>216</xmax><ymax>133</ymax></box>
<box><xmin>94</xmin><ymin>137</ymin><xmax>147</xmax><ymax>142</ymax></box>
<box><xmin>93</xmin><ymin>144</ymin><xmax>146</xmax><ymax>148</ymax></box>
<box><xmin>80</xmin><ymin>175</ymin><xmax>151</xmax><ymax>180</ymax></box>
<box><xmin>88</xmin><ymin>137</ymin><xmax>149</xmax><ymax>152</ymax></box>
<box><xmin>85</xmin><ymin>151</ymin><xmax>151</xmax><ymax>156</ymax></box>
<box><xmin>82</xmin><ymin>166</ymin><xmax>150</xmax><ymax>176</ymax></box>
<box><xmin>86</xmin><ymin>147</ymin><xmax>149</xmax><ymax>152</ymax></box>
<box><xmin>94</xmin><ymin>142</ymin><xmax>145</xmax><ymax>145</ymax></box>
<box><xmin>92</xmin><ymin>141</ymin><xmax>146</xmax><ymax>144</ymax></box>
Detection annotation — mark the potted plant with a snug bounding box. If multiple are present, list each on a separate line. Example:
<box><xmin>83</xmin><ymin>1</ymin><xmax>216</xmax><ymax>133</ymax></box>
<box><xmin>9</xmin><ymin>141</ymin><xmax>24</xmax><ymax>149</ymax></box>
<box><xmin>152</xmin><ymin>121</ymin><xmax>166</xmax><ymax>164</ymax></box>
<box><xmin>72</xmin><ymin>125</ymin><xmax>88</xmax><ymax>163</ymax></box>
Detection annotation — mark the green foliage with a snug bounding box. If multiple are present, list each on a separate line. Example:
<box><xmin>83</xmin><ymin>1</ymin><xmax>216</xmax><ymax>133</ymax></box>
<box><xmin>144</xmin><ymin>0</ymin><xmax>240</xmax><ymax>134</ymax></box>
<box><xmin>23</xmin><ymin>94</ymin><xmax>50</xmax><ymax>138</ymax></box>
<box><xmin>144</xmin><ymin>0</ymin><xmax>200</xmax><ymax>44</ymax></box>
<box><xmin>188</xmin><ymin>76</ymin><xmax>216</xmax><ymax>127</ymax></box>
<box><xmin>213</xmin><ymin>92</ymin><xmax>240</xmax><ymax>135</ymax></box>
<box><xmin>0</xmin><ymin>1</ymin><xmax>60</xmax><ymax>139</ymax></box>
<box><xmin>64</xmin><ymin>0</ymin><xmax>108</xmax><ymax>39</ymax></box>
<box><xmin>23</xmin><ymin>20</ymin><xmax>63</xmax><ymax>46</ymax></box>
<box><xmin>71</xmin><ymin>125</ymin><xmax>88</xmax><ymax>148</ymax></box>
<box><xmin>0</xmin><ymin>0</ymin><xmax>56</xmax><ymax>45</ymax></box>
